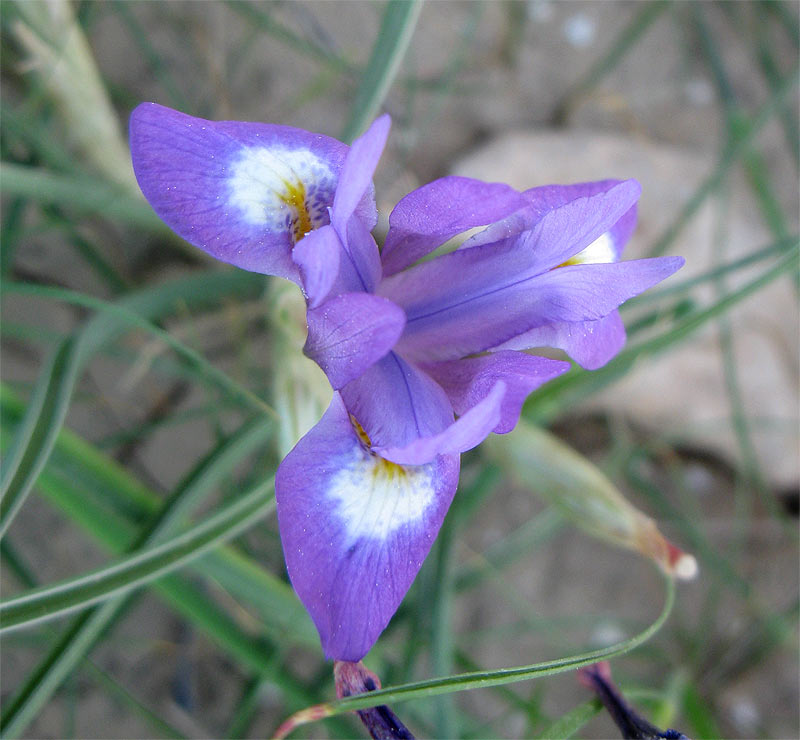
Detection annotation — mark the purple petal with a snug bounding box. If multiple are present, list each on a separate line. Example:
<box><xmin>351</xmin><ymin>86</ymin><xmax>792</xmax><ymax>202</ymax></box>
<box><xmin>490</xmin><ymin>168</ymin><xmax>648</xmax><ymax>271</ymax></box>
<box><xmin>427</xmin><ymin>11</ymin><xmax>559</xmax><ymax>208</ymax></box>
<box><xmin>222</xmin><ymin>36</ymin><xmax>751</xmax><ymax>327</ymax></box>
<box><xmin>462</xmin><ymin>179</ymin><xmax>638</xmax><ymax>261</ymax></box>
<box><xmin>381</xmin><ymin>176</ymin><xmax>528</xmax><ymax>276</ymax></box>
<box><xmin>373</xmin><ymin>381</ymin><xmax>507</xmax><ymax>465</ymax></box>
<box><xmin>332</xmin><ymin>115</ymin><xmax>390</xmax><ymax>233</ymax></box>
<box><xmin>340</xmin><ymin>352</ymin><xmax>454</xmax><ymax>449</ymax></box>
<box><xmin>521</xmin><ymin>180</ymin><xmax>638</xmax><ymax>261</ymax></box>
<box><xmin>492</xmin><ymin>311</ymin><xmax>627</xmax><ymax>370</ymax></box>
<box><xmin>304</xmin><ymin>293</ymin><xmax>406</xmax><ymax>389</ymax></box>
<box><xmin>130</xmin><ymin>102</ymin><xmax>357</xmax><ymax>281</ymax></box>
<box><xmin>292</xmin><ymin>225</ymin><xmax>341</xmax><ymax>307</ymax></box>
<box><xmin>276</xmin><ymin>393</ymin><xmax>460</xmax><ymax>661</ymax></box>
<box><xmin>330</xmin><ymin>213</ymin><xmax>383</xmax><ymax>295</ymax></box>
<box><xmin>423</xmin><ymin>351</ymin><xmax>571</xmax><ymax>434</ymax></box>
<box><xmin>387</xmin><ymin>253</ymin><xmax>683</xmax><ymax>363</ymax></box>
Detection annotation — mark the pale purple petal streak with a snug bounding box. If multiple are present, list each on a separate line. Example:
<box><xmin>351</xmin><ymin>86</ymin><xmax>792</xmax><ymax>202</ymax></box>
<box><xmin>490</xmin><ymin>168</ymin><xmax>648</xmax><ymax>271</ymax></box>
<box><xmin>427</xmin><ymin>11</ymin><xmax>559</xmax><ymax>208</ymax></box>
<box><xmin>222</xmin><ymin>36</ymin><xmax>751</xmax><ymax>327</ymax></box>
<box><xmin>332</xmin><ymin>115</ymin><xmax>390</xmax><ymax>232</ymax></box>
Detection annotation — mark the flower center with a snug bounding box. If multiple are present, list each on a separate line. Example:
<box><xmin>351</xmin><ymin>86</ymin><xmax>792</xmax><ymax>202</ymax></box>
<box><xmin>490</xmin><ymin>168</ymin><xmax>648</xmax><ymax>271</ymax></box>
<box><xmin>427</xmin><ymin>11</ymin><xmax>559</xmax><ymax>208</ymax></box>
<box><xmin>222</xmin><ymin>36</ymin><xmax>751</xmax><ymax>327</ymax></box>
<box><xmin>227</xmin><ymin>145</ymin><xmax>336</xmax><ymax>243</ymax></box>
<box><xmin>350</xmin><ymin>414</ymin><xmax>408</xmax><ymax>480</ymax></box>
<box><xmin>280</xmin><ymin>179</ymin><xmax>313</xmax><ymax>244</ymax></box>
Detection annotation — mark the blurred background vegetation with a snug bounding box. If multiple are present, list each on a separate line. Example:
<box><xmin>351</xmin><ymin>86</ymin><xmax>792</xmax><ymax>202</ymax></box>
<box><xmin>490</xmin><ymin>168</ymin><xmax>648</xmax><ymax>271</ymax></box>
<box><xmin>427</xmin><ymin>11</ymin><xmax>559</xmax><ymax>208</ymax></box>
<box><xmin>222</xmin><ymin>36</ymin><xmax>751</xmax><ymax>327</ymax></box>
<box><xmin>1</xmin><ymin>1</ymin><xmax>798</xmax><ymax>738</ymax></box>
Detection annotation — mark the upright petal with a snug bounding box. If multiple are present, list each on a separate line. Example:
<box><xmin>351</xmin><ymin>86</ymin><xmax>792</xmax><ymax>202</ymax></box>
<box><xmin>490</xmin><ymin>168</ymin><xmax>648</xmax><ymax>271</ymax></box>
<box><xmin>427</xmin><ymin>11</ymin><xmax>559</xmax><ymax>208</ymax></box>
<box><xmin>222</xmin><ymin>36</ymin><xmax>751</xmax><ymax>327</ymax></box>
<box><xmin>304</xmin><ymin>293</ymin><xmax>406</xmax><ymax>389</ymax></box>
<box><xmin>331</xmin><ymin>114</ymin><xmax>390</xmax><ymax>233</ymax></box>
<box><xmin>129</xmin><ymin>103</ymin><xmax>365</xmax><ymax>281</ymax></box>
<box><xmin>381</xmin><ymin>176</ymin><xmax>528</xmax><ymax>276</ymax></box>
<box><xmin>462</xmin><ymin>179</ymin><xmax>639</xmax><ymax>261</ymax></box>
<box><xmin>521</xmin><ymin>180</ymin><xmax>638</xmax><ymax>261</ymax></box>
<box><xmin>276</xmin><ymin>393</ymin><xmax>460</xmax><ymax>661</ymax></box>
<box><xmin>423</xmin><ymin>351</ymin><xmax>571</xmax><ymax>434</ymax></box>
<box><xmin>492</xmin><ymin>311</ymin><xmax>627</xmax><ymax>370</ymax></box>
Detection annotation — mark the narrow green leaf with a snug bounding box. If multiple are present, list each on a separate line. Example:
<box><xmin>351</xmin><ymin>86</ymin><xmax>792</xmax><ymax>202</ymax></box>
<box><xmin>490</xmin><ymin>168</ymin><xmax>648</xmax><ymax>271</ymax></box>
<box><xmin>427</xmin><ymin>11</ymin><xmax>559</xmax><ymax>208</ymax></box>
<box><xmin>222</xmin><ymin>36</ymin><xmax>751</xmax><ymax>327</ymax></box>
<box><xmin>0</xmin><ymin>272</ymin><xmax>271</xmax><ymax>538</ymax></box>
<box><xmin>0</xmin><ymin>386</ymin><xmax>317</xmax><ymax>648</ymax></box>
<box><xmin>340</xmin><ymin>0</ymin><xmax>423</xmax><ymax>143</ymax></box>
<box><xmin>0</xmin><ymin>417</ymin><xmax>272</xmax><ymax>738</ymax></box>
<box><xmin>278</xmin><ymin>574</ymin><xmax>675</xmax><ymax>730</ymax></box>
<box><xmin>0</xmin><ymin>479</ymin><xmax>275</xmax><ymax>632</ymax></box>
<box><xmin>646</xmin><ymin>63</ymin><xmax>799</xmax><ymax>257</ymax></box>
<box><xmin>0</xmin><ymin>340</ymin><xmax>79</xmax><ymax>537</ymax></box>
<box><xmin>0</xmin><ymin>391</ymin><xmax>347</xmax><ymax>733</ymax></box>
<box><xmin>555</xmin><ymin>1</ymin><xmax>670</xmax><ymax>122</ymax></box>
<box><xmin>0</xmin><ymin>163</ymin><xmax>165</xmax><ymax>231</ymax></box>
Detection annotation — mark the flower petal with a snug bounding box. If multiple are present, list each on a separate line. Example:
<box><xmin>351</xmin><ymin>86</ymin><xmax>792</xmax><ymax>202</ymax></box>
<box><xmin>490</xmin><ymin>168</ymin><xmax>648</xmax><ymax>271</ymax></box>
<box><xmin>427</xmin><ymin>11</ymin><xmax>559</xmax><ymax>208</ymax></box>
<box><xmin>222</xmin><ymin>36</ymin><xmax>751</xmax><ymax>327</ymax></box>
<box><xmin>492</xmin><ymin>310</ymin><xmax>627</xmax><ymax>370</ymax></box>
<box><xmin>331</xmin><ymin>114</ymin><xmax>390</xmax><ymax>233</ymax></box>
<box><xmin>388</xmin><ymin>251</ymin><xmax>683</xmax><ymax>363</ymax></box>
<box><xmin>304</xmin><ymin>293</ymin><xmax>406</xmax><ymax>389</ymax></box>
<box><xmin>462</xmin><ymin>179</ymin><xmax>639</xmax><ymax>261</ymax></box>
<box><xmin>130</xmin><ymin>102</ymin><xmax>358</xmax><ymax>281</ymax></box>
<box><xmin>276</xmin><ymin>393</ymin><xmax>460</xmax><ymax>661</ymax></box>
<box><xmin>340</xmin><ymin>352</ymin><xmax>454</xmax><ymax>449</ymax></box>
<box><xmin>292</xmin><ymin>224</ymin><xmax>341</xmax><ymax>307</ymax></box>
<box><xmin>381</xmin><ymin>176</ymin><xmax>528</xmax><ymax>276</ymax></box>
<box><xmin>331</xmin><ymin>214</ymin><xmax>383</xmax><ymax>295</ymax></box>
<box><xmin>423</xmin><ymin>351</ymin><xmax>571</xmax><ymax>434</ymax></box>
<box><xmin>373</xmin><ymin>381</ymin><xmax>507</xmax><ymax>465</ymax></box>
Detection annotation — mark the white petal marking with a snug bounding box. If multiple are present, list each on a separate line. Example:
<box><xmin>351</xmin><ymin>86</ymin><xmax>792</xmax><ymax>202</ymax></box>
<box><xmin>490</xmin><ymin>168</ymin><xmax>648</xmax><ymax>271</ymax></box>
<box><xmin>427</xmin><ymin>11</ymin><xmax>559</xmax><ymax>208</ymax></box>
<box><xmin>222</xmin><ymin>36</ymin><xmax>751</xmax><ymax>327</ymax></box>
<box><xmin>227</xmin><ymin>146</ymin><xmax>336</xmax><ymax>235</ymax></box>
<box><xmin>565</xmin><ymin>231</ymin><xmax>616</xmax><ymax>265</ymax></box>
<box><xmin>328</xmin><ymin>448</ymin><xmax>436</xmax><ymax>542</ymax></box>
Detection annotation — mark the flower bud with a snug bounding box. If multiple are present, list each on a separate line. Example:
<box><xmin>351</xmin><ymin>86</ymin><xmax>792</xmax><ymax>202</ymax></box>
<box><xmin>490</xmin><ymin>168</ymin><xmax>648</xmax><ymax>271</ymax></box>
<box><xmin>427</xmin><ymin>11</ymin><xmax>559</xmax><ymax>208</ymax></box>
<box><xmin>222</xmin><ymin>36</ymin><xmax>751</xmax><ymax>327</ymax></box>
<box><xmin>483</xmin><ymin>420</ymin><xmax>697</xmax><ymax>580</ymax></box>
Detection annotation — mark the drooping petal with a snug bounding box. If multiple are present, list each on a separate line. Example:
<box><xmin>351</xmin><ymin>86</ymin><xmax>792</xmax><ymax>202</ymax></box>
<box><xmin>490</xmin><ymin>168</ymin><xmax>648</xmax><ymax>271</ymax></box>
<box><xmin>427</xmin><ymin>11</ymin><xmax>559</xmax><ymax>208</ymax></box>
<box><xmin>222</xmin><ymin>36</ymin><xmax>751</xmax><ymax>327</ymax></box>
<box><xmin>292</xmin><ymin>224</ymin><xmax>341</xmax><ymax>307</ymax></box>
<box><xmin>423</xmin><ymin>351</ymin><xmax>571</xmax><ymax>434</ymax></box>
<box><xmin>381</xmin><ymin>176</ymin><xmax>528</xmax><ymax>276</ymax></box>
<box><xmin>129</xmin><ymin>102</ymin><xmax>371</xmax><ymax>281</ymax></box>
<box><xmin>340</xmin><ymin>352</ymin><xmax>454</xmax><ymax>450</ymax></box>
<box><xmin>276</xmin><ymin>393</ymin><xmax>460</xmax><ymax>661</ymax></box>
<box><xmin>373</xmin><ymin>381</ymin><xmax>507</xmax><ymax>465</ymax></box>
<box><xmin>304</xmin><ymin>293</ymin><xmax>406</xmax><ymax>389</ymax></box>
<box><xmin>462</xmin><ymin>179</ymin><xmax>638</xmax><ymax>261</ymax></box>
<box><xmin>491</xmin><ymin>310</ymin><xmax>627</xmax><ymax>370</ymax></box>
<box><xmin>388</xmin><ymin>252</ymin><xmax>683</xmax><ymax>363</ymax></box>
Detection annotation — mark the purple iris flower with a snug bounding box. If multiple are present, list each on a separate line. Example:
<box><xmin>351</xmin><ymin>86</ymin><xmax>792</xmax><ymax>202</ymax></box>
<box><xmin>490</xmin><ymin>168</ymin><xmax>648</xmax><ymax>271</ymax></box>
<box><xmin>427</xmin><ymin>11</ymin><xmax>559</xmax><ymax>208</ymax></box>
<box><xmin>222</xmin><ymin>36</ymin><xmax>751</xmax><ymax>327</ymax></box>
<box><xmin>130</xmin><ymin>105</ymin><xmax>683</xmax><ymax>663</ymax></box>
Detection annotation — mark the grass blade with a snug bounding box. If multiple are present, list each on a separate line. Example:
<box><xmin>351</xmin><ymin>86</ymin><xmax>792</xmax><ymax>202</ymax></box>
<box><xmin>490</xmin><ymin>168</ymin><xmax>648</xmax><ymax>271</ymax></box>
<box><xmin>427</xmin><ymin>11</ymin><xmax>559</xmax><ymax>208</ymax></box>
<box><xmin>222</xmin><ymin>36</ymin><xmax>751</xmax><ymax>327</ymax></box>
<box><xmin>0</xmin><ymin>340</ymin><xmax>79</xmax><ymax>537</ymax></box>
<box><xmin>646</xmin><ymin>62</ymin><xmax>799</xmax><ymax>257</ymax></box>
<box><xmin>340</xmin><ymin>0</ymin><xmax>423</xmax><ymax>143</ymax></box>
<box><xmin>0</xmin><ymin>163</ymin><xmax>164</xmax><ymax>231</ymax></box>
<box><xmin>0</xmin><ymin>416</ymin><xmax>272</xmax><ymax>737</ymax></box>
<box><xmin>276</xmin><ymin>574</ymin><xmax>676</xmax><ymax>734</ymax></box>
<box><xmin>0</xmin><ymin>272</ymin><xmax>271</xmax><ymax>539</ymax></box>
<box><xmin>0</xmin><ymin>478</ymin><xmax>274</xmax><ymax>632</ymax></box>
